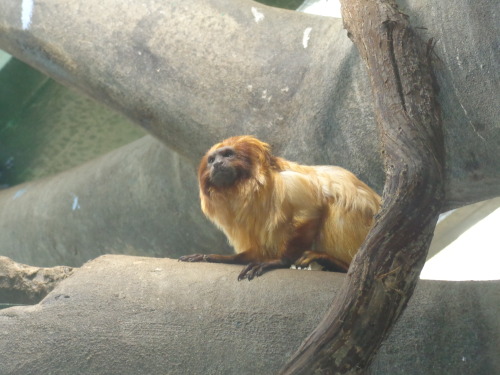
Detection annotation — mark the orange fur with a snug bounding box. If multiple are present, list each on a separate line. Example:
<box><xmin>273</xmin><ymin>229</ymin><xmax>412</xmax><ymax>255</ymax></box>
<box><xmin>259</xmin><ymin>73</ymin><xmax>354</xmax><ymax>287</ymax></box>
<box><xmin>180</xmin><ymin>135</ymin><xmax>381</xmax><ymax>280</ymax></box>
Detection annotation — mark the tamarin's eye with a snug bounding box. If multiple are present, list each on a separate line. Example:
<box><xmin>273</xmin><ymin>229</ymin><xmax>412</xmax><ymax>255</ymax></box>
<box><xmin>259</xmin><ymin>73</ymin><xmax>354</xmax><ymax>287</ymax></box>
<box><xmin>208</xmin><ymin>156</ymin><xmax>215</xmax><ymax>164</ymax></box>
<box><xmin>222</xmin><ymin>149</ymin><xmax>234</xmax><ymax>157</ymax></box>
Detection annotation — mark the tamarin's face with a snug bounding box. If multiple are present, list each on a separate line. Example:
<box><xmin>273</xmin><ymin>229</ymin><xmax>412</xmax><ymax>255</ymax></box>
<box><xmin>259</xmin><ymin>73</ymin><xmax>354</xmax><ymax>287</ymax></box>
<box><xmin>198</xmin><ymin>136</ymin><xmax>271</xmax><ymax>195</ymax></box>
<box><xmin>206</xmin><ymin>146</ymin><xmax>239</xmax><ymax>187</ymax></box>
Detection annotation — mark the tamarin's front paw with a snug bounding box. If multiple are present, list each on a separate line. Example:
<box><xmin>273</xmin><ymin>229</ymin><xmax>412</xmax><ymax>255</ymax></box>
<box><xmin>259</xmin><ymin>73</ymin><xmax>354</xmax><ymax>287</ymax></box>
<box><xmin>178</xmin><ymin>254</ymin><xmax>208</xmax><ymax>262</ymax></box>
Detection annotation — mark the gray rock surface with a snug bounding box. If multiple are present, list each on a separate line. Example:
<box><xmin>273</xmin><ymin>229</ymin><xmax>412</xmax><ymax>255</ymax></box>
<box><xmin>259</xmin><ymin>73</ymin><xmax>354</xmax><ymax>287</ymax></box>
<box><xmin>0</xmin><ymin>256</ymin><xmax>73</xmax><ymax>304</ymax></box>
<box><xmin>0</xmin><ymin>0</ymin><xmax>498</xmax><ymax>209</ymax></box>
<box><xmin>0</xmin><ymin>255</ymin><xmax>498</xmax><ymax>375</ymax></box>
<box><xmin>0</xmin><ymin>136</ymin><xmax>230</xmax><ymax>267</ymax></box>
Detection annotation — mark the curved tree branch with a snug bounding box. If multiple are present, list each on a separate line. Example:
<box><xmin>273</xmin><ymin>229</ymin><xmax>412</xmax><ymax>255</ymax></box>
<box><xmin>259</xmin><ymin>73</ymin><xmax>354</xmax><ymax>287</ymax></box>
<box><xmin>281</xmin><ymin>1</ymin><xmax>444</xmax><ymax>373</ymax></box>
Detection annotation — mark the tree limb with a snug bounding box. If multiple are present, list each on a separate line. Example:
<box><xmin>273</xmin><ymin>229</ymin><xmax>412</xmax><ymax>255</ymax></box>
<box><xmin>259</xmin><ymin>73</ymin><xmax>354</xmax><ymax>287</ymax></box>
<box><xmin>281</xmin><ymin>1</ymin><xmax>444</xmax><ymax>373</ymax></box>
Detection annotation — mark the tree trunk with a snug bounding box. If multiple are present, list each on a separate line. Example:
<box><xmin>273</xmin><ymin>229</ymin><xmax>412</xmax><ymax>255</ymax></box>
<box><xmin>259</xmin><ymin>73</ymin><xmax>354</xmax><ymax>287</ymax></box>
<box><xmin>281</xmin><ymin>1</ymin><xmax>444</xmax><ymax>373</ymax></box>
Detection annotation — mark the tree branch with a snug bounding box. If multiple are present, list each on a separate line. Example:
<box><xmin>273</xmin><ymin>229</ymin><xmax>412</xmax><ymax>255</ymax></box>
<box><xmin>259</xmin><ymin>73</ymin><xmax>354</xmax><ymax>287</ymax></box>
<box><xmin>281</xmin><ymin>1</ymin><xmax>444</xmax><ymax>373</ymax></box>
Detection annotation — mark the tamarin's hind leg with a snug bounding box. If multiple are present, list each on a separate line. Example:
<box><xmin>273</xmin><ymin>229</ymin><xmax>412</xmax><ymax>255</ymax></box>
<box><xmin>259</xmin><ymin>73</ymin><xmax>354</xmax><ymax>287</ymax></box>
<box><xmin>295</xmin><ymin>251</ymin><xmax>349</xmax><ymax>273</ymax></box>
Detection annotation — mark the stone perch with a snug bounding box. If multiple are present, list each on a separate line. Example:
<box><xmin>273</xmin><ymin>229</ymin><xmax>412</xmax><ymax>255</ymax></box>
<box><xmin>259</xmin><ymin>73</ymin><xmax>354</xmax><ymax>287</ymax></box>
<box><xmin>0</xmin><ymin>255</ymin><xmax>498</xmax><ymax>374</ymax></box>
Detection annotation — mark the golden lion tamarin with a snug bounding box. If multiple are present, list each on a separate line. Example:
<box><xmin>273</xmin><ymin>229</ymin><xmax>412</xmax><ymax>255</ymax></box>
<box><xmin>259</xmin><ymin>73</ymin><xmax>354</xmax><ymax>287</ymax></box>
<box><xmin>179</xmin><ymin>136</ymin><xmax>381</xmax><ymax>280</ymax></box>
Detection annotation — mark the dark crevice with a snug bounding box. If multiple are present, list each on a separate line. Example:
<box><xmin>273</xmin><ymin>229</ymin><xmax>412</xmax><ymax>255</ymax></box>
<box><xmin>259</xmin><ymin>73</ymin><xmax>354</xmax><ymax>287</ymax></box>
<box><xmin>385</xmin><ymin>21</ymin><xmax>407</xmax><ymax>112</ymax></box>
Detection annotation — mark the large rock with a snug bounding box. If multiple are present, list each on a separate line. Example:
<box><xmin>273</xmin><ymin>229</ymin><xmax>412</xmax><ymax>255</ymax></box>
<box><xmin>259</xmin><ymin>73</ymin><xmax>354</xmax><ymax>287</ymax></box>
<box><xmin>0</xmin><ymin>256</ymin><xmax>73</xmax><ymax>304</ymax></box>
<box><xmin>0</xmin><ymin>255</ymin><xmax>498</xmax><ymax>374</ymax></box>
<box><xmin>0</xmin><ymin>0</ymin><xmax>498</xmax><ymax>207</ymax></box>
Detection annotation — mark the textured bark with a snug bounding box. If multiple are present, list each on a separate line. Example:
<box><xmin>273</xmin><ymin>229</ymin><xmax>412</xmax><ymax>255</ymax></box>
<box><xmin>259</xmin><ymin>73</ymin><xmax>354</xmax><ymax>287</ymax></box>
<box><xmin>281</xmin><ymin>1</ymin><xmax>444</xmax><ymax>374</ymax></box>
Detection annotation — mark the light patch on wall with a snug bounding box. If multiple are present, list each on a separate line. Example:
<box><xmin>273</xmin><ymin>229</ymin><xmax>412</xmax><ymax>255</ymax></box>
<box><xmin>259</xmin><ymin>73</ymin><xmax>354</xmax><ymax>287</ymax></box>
<box><xmin>297</xmin><ymin>0</ymin><xmax>342</xmax><ymax>18</ymax></box>
<box><xmin>12</xmin><ymin>188</ymin><xmax>27</xmax><ymax>200</ymax></box>
<box><xmin>71</xmin><ymin>193</ymin><xmax>81</xmax><ymax>211</ymax></box>
<box><xmin>303</xmin><ymin>27</ymin><xmax>312</xmax><ymax>48</ymax></box>
<box><xmin>21</xmin><ymin>0</ymin><xmax>34</xmax><ymax>30</ymax></box>
<box><xmin>421</xmin><ymin>207</ymin><xmax>500</xmax><ymax>281</ymax></box>
<box><xmin>251</xmin><ymin>7</ymin><xmax>264</xmax><ymax>23</ymax></box>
